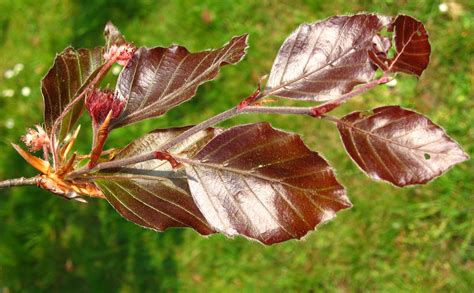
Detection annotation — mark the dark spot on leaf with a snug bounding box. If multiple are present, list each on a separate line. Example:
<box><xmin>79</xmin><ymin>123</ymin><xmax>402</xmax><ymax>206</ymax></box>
<box><xmin>424</xmin><ymin>153</ymin><xmax>431</xmax><ymax>160</ymax></box>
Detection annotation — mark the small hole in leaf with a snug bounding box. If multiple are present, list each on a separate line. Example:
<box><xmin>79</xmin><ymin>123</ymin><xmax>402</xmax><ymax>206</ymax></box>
<box><xmin>416</xmin><ymin>30</ymin><xmax>422</xmax><ymax>37</ymax></box>
<box><xmin>424</xmin><ymin>153</ymin><xmax>431</xmax><ymax>160</ymax></box>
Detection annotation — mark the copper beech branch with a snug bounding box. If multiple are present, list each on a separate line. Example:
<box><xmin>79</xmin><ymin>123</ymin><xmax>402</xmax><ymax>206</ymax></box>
<box><xmin>4</xmin><ymin>16</ymin><xmax>469</xmax><ymax>245</ymax></box>
<box><xmin>68</xmin><ymin>75</ymin><xmax>389</xmax><ymax>178</ymax></box>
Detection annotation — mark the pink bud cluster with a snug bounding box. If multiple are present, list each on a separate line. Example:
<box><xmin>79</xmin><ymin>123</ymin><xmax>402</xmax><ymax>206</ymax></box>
<box><xmin>21</xmin><ymin>125</ymin><xmax>50</xmax><ymax>152</ymax></box>
<box><xmin>85</xmin><ymin>89</ymin><xmax>125</xmax><ymax>125</ymax></box>
<box><xmin>103</xmin><ymin>44</ymin><xmax>136</xmax><ymax>66</ymax></box>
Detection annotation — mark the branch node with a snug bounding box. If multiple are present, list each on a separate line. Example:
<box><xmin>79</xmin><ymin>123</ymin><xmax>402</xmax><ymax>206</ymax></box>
<box><xmin>310</xmin><ymin>102</ymin><xmax>340</xmax><ymax>117</ymax></box>
<box><xmin>237</xmin><ymin>83</ymin><xmax>261</xmax><ymax>110</ymax></box>
<box><xmin>154</xmin><ymin>151</ymin><xmax>181</xmax><ymax>169</ymax></box>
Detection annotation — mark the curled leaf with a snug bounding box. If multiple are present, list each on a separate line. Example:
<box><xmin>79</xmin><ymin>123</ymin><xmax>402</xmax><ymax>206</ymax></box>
<box><xmin>183</xmin><ymin>123</ymin><xmax>350</xmax><ymax>245</ymax></box>
<box><xmin>368</xmin><ymin>15</ymin><xmax>431</xmax><ymax>76</ymax></box>
<box><xmin>337</xmin><ymin>106</ymin><xmax>468</xmax><ymax>186</ymax></box>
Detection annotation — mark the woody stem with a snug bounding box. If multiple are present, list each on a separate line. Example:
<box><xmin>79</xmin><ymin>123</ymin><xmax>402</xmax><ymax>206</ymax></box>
<box><xmin>68</xmin><ymin>76</ymin><xmax>388</xmax><ymax>178</ymax></box>
<box><xmin>0</xmin><ymin>177</ymin><xmax>41</xmax><ymax>189</ymax></box>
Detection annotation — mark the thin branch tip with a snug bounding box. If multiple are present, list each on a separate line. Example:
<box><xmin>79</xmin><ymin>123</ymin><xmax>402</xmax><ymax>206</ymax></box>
<box><xmin>0</xmin><ymin>177</ymin><xmax>41</xmax><ymax>189</ymax></box>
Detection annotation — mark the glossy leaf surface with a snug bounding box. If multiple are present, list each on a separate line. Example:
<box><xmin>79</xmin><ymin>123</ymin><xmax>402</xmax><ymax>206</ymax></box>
<box><xmin>337</xmin><ymin>106</ymin><xmax>468</xmax><ymax>186</ymax></box>
<box><xmin>94</xmin><ymin>127</ymin><xmax>219</xmax><ymax>235</ymax></box>
<box><xmin>369</xmin><ymin>15</ymin><xmax>431</xmax><ymax>76</ymax></box>
<box><xmin>42</xmin><ymin>47</ymin><xmax>105</xmax><ymax>140</ymax></box>
<box><xmin>111</xmin><ymin>35</ymin><xmax>248</xmax><ymax>128</ymax></box>
<box><xmin>264</xmin><ymin>14</ymin><xmax>390</xmax><ymax>101</ymax></box>
<box><xmin>184</xmin><ymin>123</ymin><xmax>351</xmax><ymax>245</ymax></box>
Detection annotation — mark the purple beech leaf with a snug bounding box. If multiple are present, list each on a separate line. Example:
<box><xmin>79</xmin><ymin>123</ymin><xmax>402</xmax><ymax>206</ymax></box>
<box><xmin>94</xmin><ymin>126</ymin><xmax>220</xmax><ymax>235</ymax></box>
<box><xmin>337</xmin><ymin>106</ymin><xmax>469</xmax><ymax>187</ymax></box>
<box><xmin>183</xmin><ymin>122</ymin><xmax>351</xmax><ymax>245</ymax></box>
<box><xmin>264</xmin><ymin>14</ymin><xmax>391</xmax><ymax>101</ymax></box>
<box><xmin>110</xmin><ymin>34</ymin><xmax>249</xmax><ymax>128</ymax></box>
<box><xmin>42</xmin><ymin>47</ymin><xmax>105</xmax><ymax>140</ymax></box>
<box><xmin>369</xmin><ymin>15</ymin><xmax>431</xmax><ymax>76</ymax></box>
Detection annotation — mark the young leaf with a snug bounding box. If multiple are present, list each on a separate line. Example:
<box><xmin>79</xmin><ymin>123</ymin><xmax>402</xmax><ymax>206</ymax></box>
<box><xmin>368</xmin><ymin>15</ymin><xmax>431</xmax><ymax>76</ymax></box>
<box><xmin>264</xmin><ymin>14</ymin><xmax>390</xmax><ymax>101</ymax></box>
<box><xmin>183</xmin><ymin>123</ymin><xmax>351</xmax><ymax>245</ymax></box>
<box><xmin>110</xmin><ymin>34</ymin><xmax>249</xmax><ymax>128</ymax></box>
<box><xmin>336</xmin><ymin>106</ymin><xmax>469</xmax><ymax>187</ymax></box>
<box><xmin>42</xmin><ymin>47</ymin><xmax>105</xmax><ymax>140</ymax></box>
<box><xmin>94</xmin><ymin>127</ymin><xmax>219</xmax><ymax>235</ymax></box>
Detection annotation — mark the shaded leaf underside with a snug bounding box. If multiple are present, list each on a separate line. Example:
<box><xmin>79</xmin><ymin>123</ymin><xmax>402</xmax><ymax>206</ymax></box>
<box><xmin>111</xmin><ymin>34</ymin><xmax>248</xmax><ymax>128</ymax></box>
<box><xmin>264</xmin><ymin>14</ymin><xmax>391</xmax><ymax>101</ymax></box>
<box><xmin>184</xmin><ymin>123</ymin><xmax>351</xmax><ymax>245</ymax></box>
<box><xmin>95</xmin><ymin>127</ymin><xmax>219</xmax><ymax>235</ymax></box>
<box><xmin>42</xmin><ymin>47</ymin><xmax>105</xmax><ymax>140</ymax></box>
<box><xmin>337</xmin><ymin>106</ymin><xmax>468</xmax><ymax>186</ymax></box>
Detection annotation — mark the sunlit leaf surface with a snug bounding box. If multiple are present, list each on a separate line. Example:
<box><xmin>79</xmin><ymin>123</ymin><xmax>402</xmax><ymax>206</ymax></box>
<box><xmin>111</xmin><ymin>35</ymin><xmax>248</xmax><ymax>128</ymax></box>
<box><xmin>184</xmin><ymin>123</ymin><xmax>351</xmax><ymax>245</ymax></box>
<box><xmin>264</xmin><ymin>14</ymin><xmax>390</xmax><ymax>101</ymax></box>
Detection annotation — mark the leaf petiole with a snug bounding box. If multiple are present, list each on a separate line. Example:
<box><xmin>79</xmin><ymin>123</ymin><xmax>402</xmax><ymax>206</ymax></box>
<box><xmin>68</xmin><ymin>75</ymin><xmax>389</xmax><ymax>178</ymax></box>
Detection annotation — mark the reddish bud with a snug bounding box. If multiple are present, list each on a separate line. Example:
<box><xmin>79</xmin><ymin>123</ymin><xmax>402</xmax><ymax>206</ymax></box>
<box><xmin>104</xmin><ymin>43</ymin><xmax>136</xmax><ymax>66</ymax></box>
<box><xmin>85</xmin><ymin>89</ymin><xmax>125</xmax><ymax>126</ymax></box>
<box><xmin>237</xmin><ymin>84</ymin><xmax>261</xmax><ymax>110</ymax></box>
<box><xmin>21</xmin><ymin>125</ymin><xmax>50</xmax><ymax>152</ymax></box>
<box><xmin>154</xmin><ymin>151</ymin><xmax>181</xmax><ymax>169</ymax></box>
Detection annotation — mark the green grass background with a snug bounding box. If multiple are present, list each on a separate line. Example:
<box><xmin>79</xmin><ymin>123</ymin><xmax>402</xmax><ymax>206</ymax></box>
<box><xmin>0</xmin><ymin>0</ymin><xmax>472</xmax><ymax>291</ymax></box>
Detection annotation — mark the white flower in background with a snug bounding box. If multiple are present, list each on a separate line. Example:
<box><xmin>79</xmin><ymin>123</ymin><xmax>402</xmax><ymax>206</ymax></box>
<box><xmin>5</xmin><ymin>118</ymin><xmax>14</xmax><ymax>129</ymax></box>
<box><xmin>21</xmin><ymin>86</ymin><xmax>31</xmax><ymax>97</ymax></box>
<box><xmin>386</xmin><ymin>79</ymin><xmax>398</xmax><ymax>87</ymax></box>
<box><xmin>4</xmin><ymin>70</ymin><xmax>14</xmax><ymax>79</ymax></box>
<box><xmin>439</xmin><ymin>3</ymin><xmax>448</xmax><ymax>13</ymax></box>
<box><xmin>112</xmin><ymin>65</ymin><xmax>121</xmax><ymax>76</ymax></box>
<box><xmin>13</xmin><ymin>63</ymin><xmax>24</xmax><ymax>74</ymax></box>
<box><xmin>1</xmin><ymin>89</ymin><xmax>14</xmax><ymax>97</ymax></box>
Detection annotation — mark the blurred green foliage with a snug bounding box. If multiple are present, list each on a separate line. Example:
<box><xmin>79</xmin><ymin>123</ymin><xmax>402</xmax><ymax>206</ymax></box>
<box><xmin>0</xmin><ymin>0</ymin><xmax>473</xmax><ymax>291</ymax></box>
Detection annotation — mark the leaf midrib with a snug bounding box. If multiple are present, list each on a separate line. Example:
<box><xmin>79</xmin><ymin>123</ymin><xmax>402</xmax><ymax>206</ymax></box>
<box><xmin>182</xmin><ymin>156</ymin><xmax>347</xmax><ymax>205</ymax></box>
<box><xmin>264</xmin><ymin>16</ymin><xmax>377</xmax><ymax>97</ymax></box>
<box><xmin>338</xmin><ymin>118</ymin><xmax>455</xmax><ymax>156</ymax></box>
